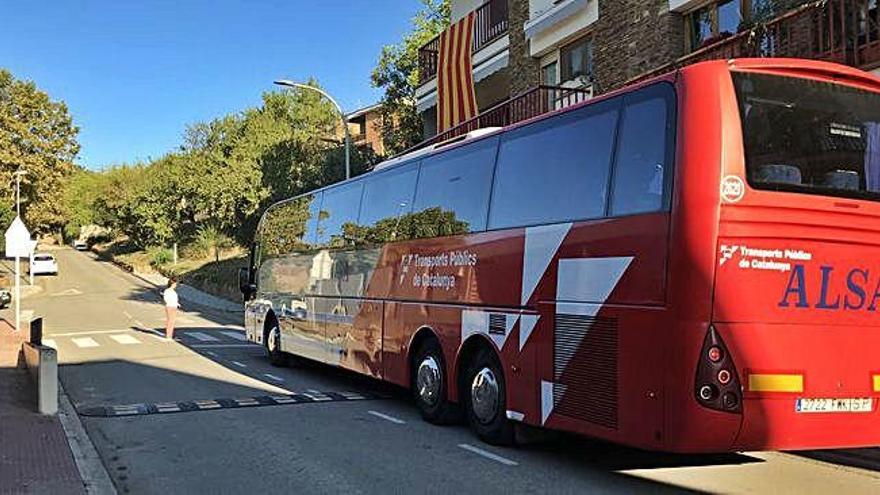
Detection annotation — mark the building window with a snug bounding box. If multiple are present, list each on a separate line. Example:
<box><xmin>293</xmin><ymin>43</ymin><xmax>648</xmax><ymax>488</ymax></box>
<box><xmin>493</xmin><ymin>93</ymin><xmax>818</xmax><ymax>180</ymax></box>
<box><xmin>560</xmin><ymin>36</ymin><xmax>593</xmax><ymax>83</ymax></box>
<box><xmin>686</xmin><ymin>0</ymin><xmax>745</xmax><ymax>52</ymax></box>
<box><xmin>542</xmin><ymin>61</ymin><xmax>558</xmax><ymax>86</ymax></box>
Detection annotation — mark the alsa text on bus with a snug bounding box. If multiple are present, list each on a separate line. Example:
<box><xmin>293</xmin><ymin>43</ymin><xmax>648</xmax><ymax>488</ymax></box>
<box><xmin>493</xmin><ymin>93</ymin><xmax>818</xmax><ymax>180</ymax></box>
<box><xmin>779</xmin><ymin>264</ymin><xmax>880</xmax><ymax>310</ymax></box>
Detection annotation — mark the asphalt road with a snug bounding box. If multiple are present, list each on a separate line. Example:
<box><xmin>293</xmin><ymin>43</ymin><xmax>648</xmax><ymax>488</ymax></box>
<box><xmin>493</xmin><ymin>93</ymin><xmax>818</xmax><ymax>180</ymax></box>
<box><xmin>9</xmin><ymin>248</ymin><xmax>880</xmax><ymax>494</ymax></box>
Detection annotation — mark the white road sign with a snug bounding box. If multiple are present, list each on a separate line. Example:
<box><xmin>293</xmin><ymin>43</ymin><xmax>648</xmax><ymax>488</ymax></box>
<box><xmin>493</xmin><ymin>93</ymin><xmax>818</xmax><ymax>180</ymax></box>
<box><xmin>4</xmin><ymin>216</ymin><xmax>35</xmax><ymax>258</ymax></box>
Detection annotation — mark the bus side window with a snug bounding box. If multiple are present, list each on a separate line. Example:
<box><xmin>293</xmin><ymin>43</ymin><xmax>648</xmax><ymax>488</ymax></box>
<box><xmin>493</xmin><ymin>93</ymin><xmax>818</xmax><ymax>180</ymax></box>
<box><xmin>316</xmin><ymin>182</ymin><xmax>364</xmax><ymax>247</ymax></box>
<box><xmin>411</xmin><ymin>137</ymin><xmax>497</xmax><ymax>237</ymax></box>
<box><xmin>260</xmin><ymin>193</ymin><xmax>322</xmax><ymax>256</ymax></box>
<box><xmin>358</xmin><ymin>163</ymin><xmax>418</xmax><ymax>243</ymax></box>
<box><xmin>488</xmin><ymin>100</ymin><xmax>619</xmax><ymax>230</ymax></box>
<box><xmin>610</xmin><ymin>86</ymin><xmax>675</xmax><ymax>216</ymax></box>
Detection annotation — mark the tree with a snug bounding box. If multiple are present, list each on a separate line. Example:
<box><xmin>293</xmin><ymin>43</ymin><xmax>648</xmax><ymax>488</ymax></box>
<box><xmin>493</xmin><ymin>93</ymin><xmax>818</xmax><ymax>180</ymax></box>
<box><xmin>372</xmin><ymin>0</ymin><xmax>450</xmax><ymax>155</ymax></box>
<box><xmin>61</xmin><ymin>168</ymin><xmax>102</xmax><ymax>240</ymax></box>
<box><xmin>76</xmin><ymin>81</ymin><xmax>366</xmax><ymax>249</ymax></box>
<box><xmin>0</xmin><ymin>68</ymin><xmax>80</xmax><ymax>235</ymax></box>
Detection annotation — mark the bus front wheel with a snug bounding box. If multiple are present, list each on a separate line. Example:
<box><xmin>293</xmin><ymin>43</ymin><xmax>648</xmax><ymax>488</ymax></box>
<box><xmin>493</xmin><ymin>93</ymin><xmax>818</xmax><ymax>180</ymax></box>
<box><xmin>412</xmin><ymin>339</ymin><xmax>457</xmax><ymax>424</ymax></box>
<box><xmin>264</xmin><ymin>317</ymin><xmax>286</xmax><ymax>367</ymax></box>
<box><xmin>464</xmin><ymin>347</ymin><xmax>514</xmax><ymax>445</ymax></box>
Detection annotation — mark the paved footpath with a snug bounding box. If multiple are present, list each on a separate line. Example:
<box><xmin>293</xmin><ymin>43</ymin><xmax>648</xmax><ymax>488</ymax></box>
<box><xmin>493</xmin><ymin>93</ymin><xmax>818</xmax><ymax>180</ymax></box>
<box><xmin>0</xmin><ymin>319</ymin><xmax>84</xmax><ymax>494</ymax></box>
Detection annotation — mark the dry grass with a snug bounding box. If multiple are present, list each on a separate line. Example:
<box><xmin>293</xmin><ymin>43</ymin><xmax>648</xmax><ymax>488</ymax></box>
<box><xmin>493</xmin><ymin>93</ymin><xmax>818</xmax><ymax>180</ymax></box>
<box><xmin>94</xmin><ymin>238</ymin><xmax>247</xmax><ymax>303</ymax></box>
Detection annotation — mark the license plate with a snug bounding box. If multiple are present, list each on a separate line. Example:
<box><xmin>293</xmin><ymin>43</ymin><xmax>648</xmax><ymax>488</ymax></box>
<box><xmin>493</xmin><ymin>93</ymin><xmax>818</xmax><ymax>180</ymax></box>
<box><xmin>795</xmin><ymin>398</ymin><xmax>873</xmax><ymax>413</ymax></box>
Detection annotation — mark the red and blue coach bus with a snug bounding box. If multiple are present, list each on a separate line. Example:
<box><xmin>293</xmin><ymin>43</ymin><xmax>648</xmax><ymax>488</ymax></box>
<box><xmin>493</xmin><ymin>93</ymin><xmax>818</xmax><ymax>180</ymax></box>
<box><xmin>241</xmin><ymin>58</ymin><xmax>880</xmax><ymax>452</ymax></box>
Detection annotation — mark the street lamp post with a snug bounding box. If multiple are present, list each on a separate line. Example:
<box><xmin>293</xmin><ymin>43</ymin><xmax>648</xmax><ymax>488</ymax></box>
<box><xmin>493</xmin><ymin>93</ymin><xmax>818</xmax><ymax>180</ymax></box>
<box><xmin>12</xmin><ymin>169</ymin><xmax>27</xmax><ymax>332</ymax></box>
<box><xmin>13</xmin><ymin>169</ymin><xmax>25</xmax><ymax>217</ymax></box>
<box><xmin>273</xmin><ymin>80</ymin><xmax>350</xmax><ymax>180</ymax></box>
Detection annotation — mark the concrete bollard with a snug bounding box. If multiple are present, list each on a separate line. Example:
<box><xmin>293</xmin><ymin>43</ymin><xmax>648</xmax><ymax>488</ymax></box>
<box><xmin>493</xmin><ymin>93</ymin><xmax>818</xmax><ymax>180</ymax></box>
<box><xmin>22</xmin><ymin>342</ymin><xmax>58</xmax><ymax>415</ymax></box>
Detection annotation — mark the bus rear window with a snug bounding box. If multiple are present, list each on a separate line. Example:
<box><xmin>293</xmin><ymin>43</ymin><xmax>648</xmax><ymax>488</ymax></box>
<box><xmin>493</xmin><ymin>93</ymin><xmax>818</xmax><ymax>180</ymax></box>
<box><xmin>733</xmin><ymin>72</ymin><xmax>880</xmax><ymax>201</ymax></box>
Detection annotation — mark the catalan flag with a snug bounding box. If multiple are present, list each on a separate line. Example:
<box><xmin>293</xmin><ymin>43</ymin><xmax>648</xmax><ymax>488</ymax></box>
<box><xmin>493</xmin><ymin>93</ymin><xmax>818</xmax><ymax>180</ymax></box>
<box><xmin>437</xmin><ymin>12</ymin><xmax>478</xmax><ymax>133</ymax></box>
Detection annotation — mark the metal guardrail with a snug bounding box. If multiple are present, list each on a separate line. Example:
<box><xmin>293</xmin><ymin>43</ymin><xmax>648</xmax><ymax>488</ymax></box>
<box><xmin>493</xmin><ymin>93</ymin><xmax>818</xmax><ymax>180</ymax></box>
<box><xmin>406</xmin><ymin>85</ymin><xmax>592</xmax><ymax>154</ymax></box>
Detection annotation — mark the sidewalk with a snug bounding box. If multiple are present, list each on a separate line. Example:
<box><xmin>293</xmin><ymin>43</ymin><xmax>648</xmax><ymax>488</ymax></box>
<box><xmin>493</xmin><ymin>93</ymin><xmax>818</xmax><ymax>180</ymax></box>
<box><xmin>0</xmin><ymin>366</ymin><xmax>85</xmax><ymax>494</ymax></box>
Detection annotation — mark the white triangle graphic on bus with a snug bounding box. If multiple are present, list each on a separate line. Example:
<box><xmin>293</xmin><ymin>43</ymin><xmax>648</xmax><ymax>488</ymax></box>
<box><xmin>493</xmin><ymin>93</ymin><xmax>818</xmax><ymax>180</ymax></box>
<box><xmin>521</xmin><ymin>223</ymin><xmax>572</xmax><ymax>306</ymax></box>
<box><xmin>542</xmin><ymin>256</ymin><xmax>634</xmax><ymax>425</ymax></box>
<box><xmin>519</xmin><ymin>314</ymin><xmax>539</xmax><ymax>350</ymax></box>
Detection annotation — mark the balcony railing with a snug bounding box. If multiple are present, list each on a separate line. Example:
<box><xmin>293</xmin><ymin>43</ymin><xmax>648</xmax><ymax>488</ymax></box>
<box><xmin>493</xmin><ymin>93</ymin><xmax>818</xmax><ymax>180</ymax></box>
<box><xmin>631</xmin><ymin>0</ymin><xmax>880</xmax><ymax>84</ymax></box>
<box><xmin>418</xmin><ymin>0</ymin><xmax>510</xmax><ymax>86</ymax></box>
<box><xmin>410</xmin><ymin>85</ymin><xmax>592</xmax><ymax>151</ymax></box>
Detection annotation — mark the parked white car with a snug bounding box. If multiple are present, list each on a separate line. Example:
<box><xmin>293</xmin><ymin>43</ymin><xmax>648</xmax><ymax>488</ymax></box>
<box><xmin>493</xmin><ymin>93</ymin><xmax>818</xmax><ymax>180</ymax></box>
<box><xmin>73</xmin><ymin>239</ymin><xmax>88</xmax><ymax>251</ymax></box>
<box><xmin>30</xmin><ymin>253</ymin><xmax>58</xmax><ymax>276</ymax></box>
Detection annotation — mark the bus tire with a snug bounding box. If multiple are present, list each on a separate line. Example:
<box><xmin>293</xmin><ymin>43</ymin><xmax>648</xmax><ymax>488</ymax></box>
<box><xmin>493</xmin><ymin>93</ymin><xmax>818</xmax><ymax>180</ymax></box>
<box><xmin>412</xmin><ymin>339</ymin><xmax>457</xmax><ymax>425</ymax></box>
<box><xmin>464</xmin><ymin>347</ymin><xmax>514</xmax><ymax>445</ymax></box>
<box><xmin>264</xmin><ymin>316</ymin><xmax>286</xmax><ymax>367</ymax></box>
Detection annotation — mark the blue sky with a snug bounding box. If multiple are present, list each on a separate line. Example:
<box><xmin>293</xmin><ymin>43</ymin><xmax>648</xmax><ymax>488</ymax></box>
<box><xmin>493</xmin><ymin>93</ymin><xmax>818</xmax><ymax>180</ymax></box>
<box><xmin>0</xmin><ymin>1</ymin><xmax>419</xmax><ymax>169</ymax></box>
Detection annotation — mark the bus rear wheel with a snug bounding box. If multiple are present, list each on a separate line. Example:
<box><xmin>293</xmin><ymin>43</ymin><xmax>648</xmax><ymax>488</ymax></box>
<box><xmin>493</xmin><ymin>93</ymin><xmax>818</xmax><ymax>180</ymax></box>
<box><xmin>264</xmin><ymin>317</ymin><xmax>286</xmax><ymax>367</ymax></box>
<box><xmin>412</xmin><ymin>339</ymin><xmax>457</xmax><ymax>424</ymax></box>
<box><xmin>464</xmin><ymin>347</ymin><xmax>514</xmax><ymax>445</ymax></box>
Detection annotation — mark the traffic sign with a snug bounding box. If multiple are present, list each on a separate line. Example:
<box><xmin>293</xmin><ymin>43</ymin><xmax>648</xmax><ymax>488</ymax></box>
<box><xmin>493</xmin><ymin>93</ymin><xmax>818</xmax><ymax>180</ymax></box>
<box><xmin>4</xmin><ymin>216</ymin><xmax>35</xmax><ymax>258</ymax></box>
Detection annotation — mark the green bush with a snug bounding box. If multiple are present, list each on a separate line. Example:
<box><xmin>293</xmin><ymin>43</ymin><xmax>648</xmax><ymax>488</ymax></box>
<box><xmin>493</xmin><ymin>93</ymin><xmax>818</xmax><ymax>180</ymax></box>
<box><xmin>194</xmin><ymin>224</ymin><xmax>233</xmax><ymax>261</ymax></box>
<box><xmin>148</xmin><ymin>246</ymin><xmax>173</xmax><ymax>267</ymax></box>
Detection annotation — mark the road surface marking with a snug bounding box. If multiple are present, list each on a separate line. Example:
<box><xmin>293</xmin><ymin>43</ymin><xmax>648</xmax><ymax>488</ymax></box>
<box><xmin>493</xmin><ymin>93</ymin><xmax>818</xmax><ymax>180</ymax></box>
<box><xmin>52</xmin><ymin>329</ymin><xmax>136</xmax><ymax>337</ymax></box>
<box><xmin>205</xmin><ymin>351</ymin><xmax>218</xmax><ymax>357</ymax></box>
<box><xmin>71</xmin><ymin>337</ymin><xmax>99</xmax><ymax>348</ymax></box>
<box><xmin>235</xmin><ymin>398</ymin><xmax>260</xmax><ymax>407</ymax></box>
<box><xmin>232</xmin><ymin>361</ymin><xmax>247</xmax><ymax>368</ymax></box>
<box><xmin>458</xmin><ymin>444</ymin><xmax>518</xmax><ymax>466</ymax></box>
<box><xmin>155</xmin><ymin>402</ymin><xmax>181</xmax><ymax>413</ymax></box>
<box><xmin>338</xmin><ymin>392</ymin><xmax>367</xmax><ymax>400</ymax></box>
<box><xmin>42</xmin><ymin>339</ymin><xmax>57</xmax><ymax>349</ymax></box>
<box><xmin>188</xmin><ymin>332</ymin><xmax>219</xmax><ymax>342</ymax></box>
<box><xmin>110</xmin><ymin>334</ymin><xmax>141</xmax><ymax>345</ymax></box>
<box><xmin>122</xmin><ymin>311</ymin><xmax>133</xmax><ymax>319</ymax></box>
<box><xmin>194</xmin><ymin>400</ymin><xmax>221</xmax><ymax>410</ymax></box>
<box><xmin>51</xmin><ymin>288</ymin><xmax>82</xmax><ymax>297</ymax></box>
<box><xmin>220</xmin><ymin>331</ymin><xmax>246</xmax><ymax>341</ymax></box>
<box><xmin>301</xmin><ymin>392</ymin><xmax>332</xmax><ymax>402</ymax></box>
<box><xmin>263</xmin><ymin>373</ymin><xmax>284</xmax><ymax>382</ymax></box>
<box><xmin>191</xmin><ymin>344</ymin><xmax>255</xmax><ymax>349</ymax></box>
<box><xmin>367</xmin><ymin>410</ymin><xmax>406</xmax><ymax>424</ymax></box>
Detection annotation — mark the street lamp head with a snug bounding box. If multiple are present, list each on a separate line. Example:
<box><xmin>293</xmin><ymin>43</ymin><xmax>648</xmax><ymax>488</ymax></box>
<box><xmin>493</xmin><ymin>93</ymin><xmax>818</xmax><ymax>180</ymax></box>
<box><xmin>273</xmin><ymin>79</ymin><xmax>298</xmax><ymax>88</ymax></box>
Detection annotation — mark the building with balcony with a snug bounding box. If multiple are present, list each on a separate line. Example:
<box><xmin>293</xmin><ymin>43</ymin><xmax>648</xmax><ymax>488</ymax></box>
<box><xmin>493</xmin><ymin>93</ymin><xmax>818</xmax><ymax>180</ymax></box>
<box><xmin>412</xmin><ymin>0</ymin><xmax>880</xmax><ymax>151</ymax></box>
<box><xmin>417</xmin><ymin>0</ymin><xmax>513</xmax><ymax>137</ymax></box>
<box><xmin>333</xmin><ymin>103</ymin><xmax>387</xmax><ymax>157</ymax></box>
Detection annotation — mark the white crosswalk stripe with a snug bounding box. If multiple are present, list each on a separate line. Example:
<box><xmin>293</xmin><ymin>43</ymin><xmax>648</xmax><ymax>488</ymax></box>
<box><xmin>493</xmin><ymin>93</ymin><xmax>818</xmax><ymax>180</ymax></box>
<box><xmin>110</xmin><ymin>334</ymin><xmax>141</xmax><ymax>345</ymax></box>
<box><xmin>188</xmin><ymin>332</ymin><xmax>219</xmax><ymax>342</ymax></box>
<box><xmin>72</xmin><ymin>337</ymin><xmax>99</xmax><ymax>348</ymax></box>
<box><xmin>42</xmin><ymin>339</ymin><xmax>57</xmax><ymax>349</ymax></box>
<box><xmin>220</xmin><ymin>331</ymin><xmax>246</xmax><ymax>341</ymax></box>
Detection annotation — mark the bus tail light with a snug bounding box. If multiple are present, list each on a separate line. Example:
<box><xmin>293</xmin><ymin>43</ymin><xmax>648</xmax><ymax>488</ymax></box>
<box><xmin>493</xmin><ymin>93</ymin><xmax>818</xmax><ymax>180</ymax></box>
<box><xmin>695</xmin><ymin>327</ymin><xmax>742</xmax><ymax>413</ymax></box>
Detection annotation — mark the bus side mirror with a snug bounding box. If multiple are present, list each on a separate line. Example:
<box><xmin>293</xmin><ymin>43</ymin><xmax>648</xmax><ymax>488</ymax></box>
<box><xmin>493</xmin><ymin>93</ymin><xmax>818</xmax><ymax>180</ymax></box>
<box><xmin>238</xmin><ymin>267</ymin><xmax>256</xmax><ymax>299</ymax></box>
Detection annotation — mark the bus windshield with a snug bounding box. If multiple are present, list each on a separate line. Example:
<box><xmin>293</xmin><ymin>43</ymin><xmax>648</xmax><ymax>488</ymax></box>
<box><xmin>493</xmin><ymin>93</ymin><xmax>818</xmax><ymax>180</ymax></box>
<box><xmin>733</xmin><ymin>72</ymin><xmax>880</xmax><ymax>201</ymax></box>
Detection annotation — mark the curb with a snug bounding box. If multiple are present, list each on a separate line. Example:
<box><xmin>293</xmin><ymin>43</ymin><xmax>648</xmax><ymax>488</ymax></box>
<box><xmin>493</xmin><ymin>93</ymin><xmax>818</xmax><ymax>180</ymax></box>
<box><xmin>57</xmin><ymin>382</ymin><xmax>117</xmax><ymax>495</ymax></box>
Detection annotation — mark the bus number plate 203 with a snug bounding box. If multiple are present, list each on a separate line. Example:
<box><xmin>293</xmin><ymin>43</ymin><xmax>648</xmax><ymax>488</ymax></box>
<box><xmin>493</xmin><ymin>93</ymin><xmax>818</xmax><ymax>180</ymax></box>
<box><xmin>795</xmin><ymin>398</ymin><xmax>873</xmax><ymax>413</ymax></box>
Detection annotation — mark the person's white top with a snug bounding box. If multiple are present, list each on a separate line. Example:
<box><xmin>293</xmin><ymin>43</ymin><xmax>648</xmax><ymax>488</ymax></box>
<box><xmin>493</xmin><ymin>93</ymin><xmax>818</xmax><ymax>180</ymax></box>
<box><xmin>163</xmin><ymin>287</ymin><xmax>179</xmax><ymax>308</ymax></box>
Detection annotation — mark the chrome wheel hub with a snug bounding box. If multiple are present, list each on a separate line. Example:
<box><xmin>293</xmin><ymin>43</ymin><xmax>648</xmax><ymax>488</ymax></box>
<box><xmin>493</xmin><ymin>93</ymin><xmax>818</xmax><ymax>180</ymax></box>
<box><xmin>416</xmin><ymin>356</ymin><xmax>442</xmax><ymax>406</ymax></box>
<box><xmin>470</xmin><ymin>367</ymin><xmax>499</xmax><ymax>424</ymax></box>
<box><xmin>268</xmin><ymin>326</ymin><xmax>279</xmax><ymax>352</ymax></box>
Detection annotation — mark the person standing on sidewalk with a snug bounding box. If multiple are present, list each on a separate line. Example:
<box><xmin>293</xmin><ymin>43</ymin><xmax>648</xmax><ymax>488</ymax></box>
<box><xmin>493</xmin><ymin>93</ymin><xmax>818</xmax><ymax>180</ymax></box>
<box><xmin>163</xmin><ymin>277</ymin><xmax>179</xmax><ymax>340</ymax></box>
